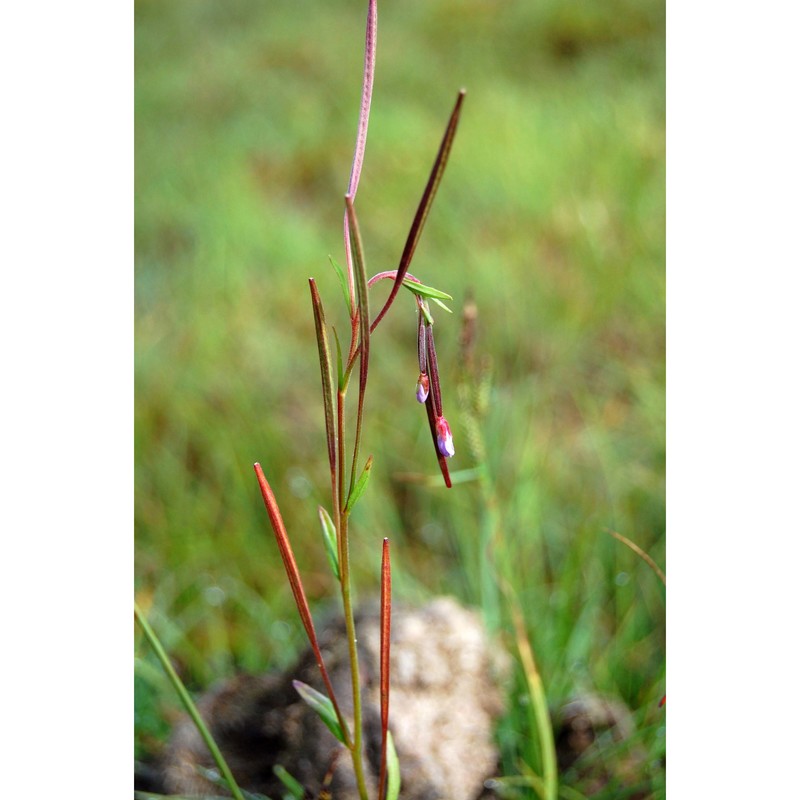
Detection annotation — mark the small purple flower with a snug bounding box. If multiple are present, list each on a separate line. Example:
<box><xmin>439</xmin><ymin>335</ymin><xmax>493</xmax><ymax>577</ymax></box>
<box><xmin>415</xmin><ymin>372</ymin><xmax>430</xmax><ymax>403</ymax></box>
<box><xmin>435</xmin><ymin>416</ymin><xmax>455</xmax><ymax>458</ymax></box>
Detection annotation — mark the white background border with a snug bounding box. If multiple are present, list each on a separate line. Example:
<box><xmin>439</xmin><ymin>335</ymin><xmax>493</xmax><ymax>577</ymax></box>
<box><xmin>2</xmin><ymin>1</ymin><xmax>799</xmax><ymax>796</ymax></box>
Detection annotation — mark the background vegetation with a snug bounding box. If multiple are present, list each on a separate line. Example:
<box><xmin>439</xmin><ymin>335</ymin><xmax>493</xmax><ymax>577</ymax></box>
<box><xmin>135</xmin><ymin>0</ymin><xmax>665</xmax><ymax>796</ymax></box>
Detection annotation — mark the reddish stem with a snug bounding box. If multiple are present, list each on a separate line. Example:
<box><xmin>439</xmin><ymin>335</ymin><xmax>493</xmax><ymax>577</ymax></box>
<box><xmin>367</xmin><ymin>270</ymin><xmax>422</xmax><ymax>288</ymax></box>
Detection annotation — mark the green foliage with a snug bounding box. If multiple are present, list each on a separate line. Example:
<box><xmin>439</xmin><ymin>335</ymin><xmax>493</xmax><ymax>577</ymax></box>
<box><xmin>385</xmin><ymin>731</ymin><xmax>401</xmax><ymax>800</ymax></box>
<box><xmin>135</xmin><ymin>0</ymin><xmax>665</xmax><ymax>795</ymax></box>
<box><xmin>317</xmin><ymin>505</ymin><xmax>340</xmax><ymax>580</ymax></box>
<box><xmin>273</xmin><ymin>765</ymin><xmax>305</xmax><ymax>800</ymax></box>
<box><xmin>345</xmin><ymin>455</ymin><xmax>374</xmax><ymax>513</ymax></box>
<box><xmin>292</xmin><ymin>680</ymin><xmax>346</xmax><ymax>745</ymax></box>
<box><xmin>402</xmin><ymin>279</ymin><xmax>453</xmax><ymax>313</ymax></box>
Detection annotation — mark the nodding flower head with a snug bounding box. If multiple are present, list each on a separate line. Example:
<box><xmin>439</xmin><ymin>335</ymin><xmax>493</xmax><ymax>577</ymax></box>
<box><xmin>435</xmin><ymin>416</ymin><xmax>455</xmax><ymax>458</ymax></box>
<box><xmin>415</xmin><ymin>372</ymin><xmax>430</xmax><ymax>404</ymax></box>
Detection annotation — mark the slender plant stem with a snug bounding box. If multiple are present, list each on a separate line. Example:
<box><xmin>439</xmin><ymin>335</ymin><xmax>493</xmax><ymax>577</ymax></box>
<box><xmin>134</xmin><ymin>603</ymin><xmax>246</xmax><ymax>800</ymax></box>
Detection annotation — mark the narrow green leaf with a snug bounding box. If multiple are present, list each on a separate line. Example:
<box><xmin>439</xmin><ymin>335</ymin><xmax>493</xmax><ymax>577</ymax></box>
<box><xmin>317</xmin><ymin>506</ymin><xmax>340</xmax><ymax>581</ymax></box>
<box><xmin>273</xmin><ymin>765</ymin><xmax>305</xmax><ymax>800</ymax></box>
<box><xmin>292</xmin><ymin>680</ymin><xmax>346</xmax><ymax>744</ymax></box>
<box><xmin>386</xmin><ymin>731</ymin><xmax>401</xmax><ymax>800</ymax></box>
<box><xmin>345</xmin><ymin>455</ymin><xmax>373</xmax><ymax>513</ymax></box>
<box><xmin>328</xmin><ymin>255</ymin><xmax>353</xmax><ymax>316</ymax></box>
<box><xmin>430</xmin><ymin>297</ymin><xmax>453</xmax><ymax>314</ymax></box>
<box><xmin>401</xmin><ymin>279</ymin><xmax>453</xmax><ymax>302</ymax></box>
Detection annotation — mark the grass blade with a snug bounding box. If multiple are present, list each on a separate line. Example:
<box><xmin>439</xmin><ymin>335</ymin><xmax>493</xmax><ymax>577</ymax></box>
<box><xmin>133</xmin><ymin>603</ymin><xmax>247</xmax><ymax>800</ymax></box>
<box><xmin>370</xmin><ymin>89</ymin><xmax>466</xmax><ymax>333</ymax></box>
<box><xmin>273</xmin><ymin>765</ymin><xmax>305</xmax><ymax>800</ymax></box>
<box><xmin>507</xmin><ymin>592</ymin><xmax>557</xmax><ymax>800</ymax></box>
<box><xmin>607</xmin><ymin>529</ymin><xmax>666</xmax><ymax>587</ymax></box>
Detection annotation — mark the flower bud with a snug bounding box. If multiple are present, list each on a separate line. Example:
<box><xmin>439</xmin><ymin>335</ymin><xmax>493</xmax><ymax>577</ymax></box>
<box><xmin>415</xmin><ymin>372</ymin><xmax>430</xmax><ymax>404</ymax></box>
<box><xmin>435</xmin><ymin>416</ymin><xmax>455</xmax><ymax>458</ymax></box>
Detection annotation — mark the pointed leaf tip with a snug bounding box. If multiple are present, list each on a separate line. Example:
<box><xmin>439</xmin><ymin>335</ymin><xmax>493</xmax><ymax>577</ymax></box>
<box><xmin>386</xmin><ymin>731</ymin><xmax>401</xmax><ymax>800</ymax></box>
<box><xmin>318</xmin><ymin>506</ymin><xmax>340</xmax><ymax>581</ymax></box>
<box><xmin>345</xmin><ymin>454</ymin><xmax>374</xmax><ymax>512</ymax></box>
<box><xmin>293</xmin><ymin>680</ymin><xmax>346</xmax><ymax>744</ymax></box>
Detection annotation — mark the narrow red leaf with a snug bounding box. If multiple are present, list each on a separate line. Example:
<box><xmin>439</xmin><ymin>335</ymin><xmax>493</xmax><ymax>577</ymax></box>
<box><xmin>253</xmin><ymin>463</ymin><xmax>351</xmax><ymax>746</ymax></box>
<box><xmin>378</xmin><ymin>537</ymin><xmax>392</xmax><ymax>800</ymax></box>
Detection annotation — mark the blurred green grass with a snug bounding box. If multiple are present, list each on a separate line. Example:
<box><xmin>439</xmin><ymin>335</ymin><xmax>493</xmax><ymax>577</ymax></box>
<box><xmin>135</xmin><ymin>0</ymin><xmax>664</xmax><ymax>794</ymax></box>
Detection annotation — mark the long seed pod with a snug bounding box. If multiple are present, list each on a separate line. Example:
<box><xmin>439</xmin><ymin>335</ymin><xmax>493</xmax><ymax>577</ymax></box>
<box><xmin>345</xmin><ymin>195</ymin><xmax>371</xmax><ymax>499</ymax></box>
<box><xmin>371</xmin><ymin>89</ymin><xmax>466</xmax><ymax>333</ymax></box>
<box><xmin>309</xmin><ymin>279</ymin><xmax>337</xmax><ymax>482</ymax></box>
<box><xmin>343</xmin><ymin>0</ymin><xmax>378</xmax><ymax>315</ymax></box>
<box><xmin>378</xmin><ymin>538</ymin><xmax>392</xmax><ymax>800</ymax></box>
<box><xmin>425</xmin><ymin>321</ymin><xmax>443</xmax><ymax>417</ymax></box>
<box><xmin>253</xmin><ymin>463</ymin><xmax>351</xmax><ymax>747</ymax></box>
